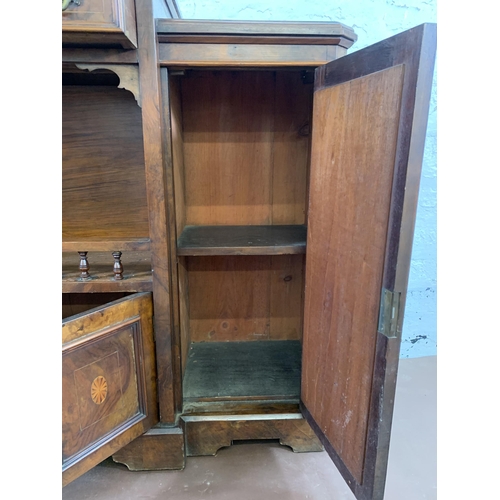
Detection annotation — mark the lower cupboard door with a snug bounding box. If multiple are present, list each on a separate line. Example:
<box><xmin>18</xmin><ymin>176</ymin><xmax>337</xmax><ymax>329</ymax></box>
<box><xmin>62</xmin><ymin>292</ymin><xmax>158</xmax><ymax>486</ymax></box>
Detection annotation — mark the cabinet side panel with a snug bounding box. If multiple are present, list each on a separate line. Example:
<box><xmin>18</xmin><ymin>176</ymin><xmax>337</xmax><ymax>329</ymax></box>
<box><xmin>179</xmin><ymin>257</ymin><xmax>191</xmax><ymax>377</ymax></box>
<box><xmin>169</xmin><ymin>77</ymin><xmax>187</xmax><ymax>235</ymax></box>
<box><xmin>62</xmin><ymin>86</ymin><xmax>149</xmax><ymax>239</ymax></box>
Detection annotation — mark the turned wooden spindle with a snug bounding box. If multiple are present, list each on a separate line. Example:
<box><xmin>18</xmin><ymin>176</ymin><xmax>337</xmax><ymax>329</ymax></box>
<box><xmin>78</xmin><ymin>251</ymin><xmax>90</xmax><ymax>279</ymax></box>
<box><xmin>112</xmin><ymin>251</ymin><xmax>124</xmax><ymax>280</ymax></box>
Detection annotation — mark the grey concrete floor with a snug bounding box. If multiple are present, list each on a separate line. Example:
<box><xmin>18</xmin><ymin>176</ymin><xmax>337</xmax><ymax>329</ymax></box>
<box><xmin>63</xmin><ymin>356</ymin><xmax>436</xmax><ymax>500</ymax></box>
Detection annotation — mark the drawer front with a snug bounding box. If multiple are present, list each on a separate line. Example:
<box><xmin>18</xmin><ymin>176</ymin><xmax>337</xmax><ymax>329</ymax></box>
<box><xmin>62</xmin><ymin>292</ymin><xmax>157</xmax><ymax>485</ymax></box>
<box><xmin>62</xmin><ymin>0</ymin><xmax>137</xmax><ymax>49</ymax></box>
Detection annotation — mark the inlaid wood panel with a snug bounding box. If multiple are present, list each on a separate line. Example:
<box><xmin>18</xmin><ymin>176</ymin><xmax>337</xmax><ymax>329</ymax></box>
<box><xmin>179</xmin><ymin>71</ymin><xmax>310</xmax><ymax>226</ymax></box>
<box><xmin>62</xmin><ymin>86</ymin><xmax>149</xmax><ymax>240</ymax></box>
<box><xmin>302</xmin><ymin>65</ymin><xmax>405</xmax><ymax>484</ymax></box>
<box><xmin>63</xmin><ymin>323</ymin><xmax>141</xmax><ymax>466</ymax></box>
<box><xmin>62</xmin><ymin>293</ymin><xmax>157</xmax><ymax>485</ymax></box>
<box><xmin>186</xmin><ymin>255</ymin><xmax>304</xmax><ymax>342</ymax></box>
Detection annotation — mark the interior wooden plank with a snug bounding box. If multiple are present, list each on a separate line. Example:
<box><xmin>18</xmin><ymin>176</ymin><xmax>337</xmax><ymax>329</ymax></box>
<box><xmin>177</xmin><ymin>225</ymin><xmax>307</xmax><ymax>256</ymax></box>
<box><xmin>62</xmin><ymin>86</ymin><xmax>149</xmax><ymax>239</ymax></box>
<box><xmin>269</xmin><ymin>255</ymin><xmax>305</xmax><ymax>340</ymax></box>
<box><xmin>181</xmin><ymin>71</ymin><xmax>274</xmax><ymax>225</ymax></box>
<box><xmin>301</xmin><ymin>65</ymin><xmax>404</xmax><ymax>483</ymax></box>
<box><xmin>62</xmin><ymin>251</ymin><xmax>152</xmax><ymax>292</ymax></box>
<box><xmin>271</xmin><ymin>72</ymin><xmax>312</xmax><ymax>224</ymax></box>
<box><xmin>187</xmin><ymin>256</ymin><xmax>271</xmax><ymax>341</ymax></box>
<box><xmin>183</xmin><ymin>341</ymin><xmax>301</xmax><ymax>401</ymax></box>
<box><xmin>186</xmin><ymin>255</ymin><xmax>304</xmax><ymax>342</ymax></box>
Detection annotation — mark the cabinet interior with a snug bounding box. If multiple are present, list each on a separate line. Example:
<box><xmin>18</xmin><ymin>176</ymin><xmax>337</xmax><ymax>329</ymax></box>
<box><xmin>168</xmin><ymin>69</ymin><xmax>315</xmax><ymax>405</ymax></box>
<box><xmin>62</xmin><ymin>292</ymin><xmax>133</xmax><ymax>319</ymax></box>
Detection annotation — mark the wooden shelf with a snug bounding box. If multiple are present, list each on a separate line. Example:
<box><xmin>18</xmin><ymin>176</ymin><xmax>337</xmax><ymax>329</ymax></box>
<box><xmin>62</xmin><ymin>251</ymin><xmax>152</xmax><ymax>293</ymax></box>
<box><xmin>177</xmin><ymin>225</ymin><xmax>307</xmax><ymax>256</ymax></box>
<box><xmin>183</xmin><ymin>341</ymin><xmax>301</xmax><ymax>402</ymax></box>
<box><xmin>62</xmin><ymin>238</ymin><xmax>151</xmax><ymax>253</ymax></box>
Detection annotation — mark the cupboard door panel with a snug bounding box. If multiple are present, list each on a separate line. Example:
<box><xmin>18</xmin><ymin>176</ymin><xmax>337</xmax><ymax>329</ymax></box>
<box><xmin>301</xmin><ymin>24</ymin><xmax>436</xmax><ymax>500</ymax></box>
<box><xmin>62</xmin><ymin>292</ymin><xmax>157</xmax><ymax>486</ymax></box>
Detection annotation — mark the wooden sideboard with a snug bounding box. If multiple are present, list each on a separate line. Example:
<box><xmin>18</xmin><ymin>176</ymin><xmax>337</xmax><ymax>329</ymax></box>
<box><xmin>62</xmin><ymin>3</ymin><xmax>436</xmax><ymax>499</ymax></box>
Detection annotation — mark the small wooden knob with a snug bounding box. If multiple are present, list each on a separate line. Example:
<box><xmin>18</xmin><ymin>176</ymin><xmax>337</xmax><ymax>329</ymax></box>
<box><xmin>78</xmin><ymin>252</ymin><xmax>90</xmax><ymax>280</ymax></box>
<box><xmin>112</xmin><ymin>251</ymin><xmax>123</xmax><ymax>280</ymax></box>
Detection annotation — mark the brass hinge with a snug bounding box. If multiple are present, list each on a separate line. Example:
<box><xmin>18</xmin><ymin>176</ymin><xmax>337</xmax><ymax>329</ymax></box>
<box><xmin>377</xmin><ymin>288</ymin><xmax>401</xmax><ymax>339</ymax></box>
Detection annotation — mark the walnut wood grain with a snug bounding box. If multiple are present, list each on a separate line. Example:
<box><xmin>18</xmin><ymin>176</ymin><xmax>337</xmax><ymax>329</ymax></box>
<box><xmin>136</xmin><ymin>0</ymin><xmax>177</xmax><ymax>423</ymax></box>
<box><xmin>186</xmin><ymin>255</ymin><xmax>304</xmax><ymax>342</ymax></box>
<box><xmin>62</xmin><ymin>252</ymin><xmax>152</xmax><ymax>293</ymax></box>
<box><xmin>112</xmin><ymin>426</ymin><xmax>185</xmax><ymax>470</ymax></box>
<box><xmin>182</xmin><ymin>400</ymin><xmax>301</xmax><ymax>416</ymax></box>
<box><xmin>62</xmin><ymin>293</ymin><xmax>157</xmax><ymax>486</ymax></box>
<box><xmin>75</xmin><ymin>64</ymin><xmax>141</xmax><ymax>106</ymax></box>
<box><xmin>302</xmin><ymin>24</ymin><xmax>437</xmax><ymax>500</ymax></box>
<box><xmin>160</xmin><ymin>68</ymin><xmax>184</xmax><ymax>413</ymax></box>
<box><xmin>179</xmin><ymin>71</ymin><xmax>310</xmax><ymax>226</ymax></box>
<box><xmin>62</xmin><ymin>238</ymin><xmax>151</xmax><ymax>253</ymax></box>
<box><xmin>159</xmin><ymin>44</ymin><xmax>345</xmax><ymax>67</ymax></box>
<box><xmin>156</xmin><ymin>20</ymin><xmax>356</xmax><ymax>47</ymax></box>
<box><xmin>62</xmin><ymin>48</ymin><xmax>139</xmax><ymax>65</ymax></box>
<box><xmin>303</xmin><ymin>63</ymin><xmax>404</xmax><ymax>484</ymax></box>
<box><xmin>62</xmin><ymin>86</ymin><xmax>149</xmax><ymax>240</ymax></box>
<box><xmin>177</xmin><ymin>225</ymin><xmax>307</xmax><ymax>256</ymax></box>
<box><xmin>62</xmin><ymin>0</ymin><xmax>138</xmax><ymax>49</ymax></box>
<box><xmin>182</xmin><ymin>414</ymin><xmax>323</xmax><ymax>456</ymax></box>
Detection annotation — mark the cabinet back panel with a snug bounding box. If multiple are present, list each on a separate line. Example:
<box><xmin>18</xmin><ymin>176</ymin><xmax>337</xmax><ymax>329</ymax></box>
<box><xmin>179</xmin><ymin>71</ymin><xmax>311</xmax><ymax>225</ymax></box>
<box><xmin>186</xmin><ymin>255</ymin><xmax>304</xmax><ymax>342</ymax></box>
<box><xmin>62</xmin><ymin>86</ymin><xmax>149</xmax><ymax>239</ymax></box>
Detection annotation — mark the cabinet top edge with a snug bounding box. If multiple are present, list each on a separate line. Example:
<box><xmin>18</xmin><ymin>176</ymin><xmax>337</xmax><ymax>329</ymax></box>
<box><xmin>156</xmin><ymin>19</ymin><xmax>357</xmax><ymax>45</ymax></box>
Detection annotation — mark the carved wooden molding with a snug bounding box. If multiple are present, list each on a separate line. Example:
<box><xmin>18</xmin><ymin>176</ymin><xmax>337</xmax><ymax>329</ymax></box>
<box><xmin>75</xmin><ymin>64</ymin><xmax>141</xmax><ymax>107</ymax></box>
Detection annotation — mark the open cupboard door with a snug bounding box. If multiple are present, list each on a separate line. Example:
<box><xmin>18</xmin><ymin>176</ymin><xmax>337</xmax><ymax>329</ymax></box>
<box><xmin>62</xmin><ymin>293</ymin><xmax>158</xmax><ymax>486</ymax></box>
<box><xmin>301</xmin><ymin>24</ymin><xmax>436</xmax><ymax>500</ymax></box>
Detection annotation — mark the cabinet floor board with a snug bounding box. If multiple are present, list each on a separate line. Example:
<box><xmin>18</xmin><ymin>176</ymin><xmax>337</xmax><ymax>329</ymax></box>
<box><xmin>183</xmin><ymin>341</ymin><xmax>301</xmax><ymax>401</ymax></box>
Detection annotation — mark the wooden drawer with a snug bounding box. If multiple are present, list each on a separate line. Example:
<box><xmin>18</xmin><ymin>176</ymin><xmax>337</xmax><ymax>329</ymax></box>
<box><xmin>62</xmin><ymin>292</ymin><xmax>157</xmax><ymax>485</ymax></box>
<box><xmin>62</xmin><ymin>0</ymin><xmax>138</xmax><ymax>49</ymax></box>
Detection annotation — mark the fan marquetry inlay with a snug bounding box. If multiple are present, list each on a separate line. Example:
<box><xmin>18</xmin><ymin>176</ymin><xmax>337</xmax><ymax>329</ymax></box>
<box><xmin>91</xmin><ymin>376</ymin><xmax>108</xmax><ymax>405</ymax></box>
